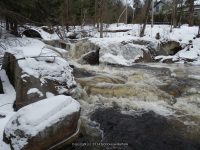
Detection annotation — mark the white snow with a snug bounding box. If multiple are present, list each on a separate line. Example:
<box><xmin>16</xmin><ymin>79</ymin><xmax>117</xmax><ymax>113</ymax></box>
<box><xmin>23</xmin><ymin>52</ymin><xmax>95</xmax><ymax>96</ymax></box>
<box><xmin>0</xmin><ymin>70</ymin><xmax>16</xmax><ymax>111</ymax></box>
<box><xmin>46</xmin><ymin>92</ymin><xmax>55</xmax><ymax>98</ymax></box>
<box><xmin>100</xmin><ymin>53</ymin><xmax>131</xmax><ymax>66</ymax></box>
<box><xmin>4</xmin><ymin>95</ymin><xmax>80</xmax><ymax>149</ymax></box>
<box><xmin>0</xmin><ymin>70</ymin><xmax>16</xmax><ymax>150</ymax></box>
<box><xmin>27</xmin><ymin>88</ymin><xmax>44</xmax><ymax>97</ymax></box>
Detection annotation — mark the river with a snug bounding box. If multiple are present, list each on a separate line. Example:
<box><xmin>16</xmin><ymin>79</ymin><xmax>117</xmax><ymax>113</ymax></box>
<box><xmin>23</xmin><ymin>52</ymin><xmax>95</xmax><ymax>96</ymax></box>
<box><xmin>60</xmin><ymin>63</ymin><xmax>200</xmax><ymax>150</ymax></box>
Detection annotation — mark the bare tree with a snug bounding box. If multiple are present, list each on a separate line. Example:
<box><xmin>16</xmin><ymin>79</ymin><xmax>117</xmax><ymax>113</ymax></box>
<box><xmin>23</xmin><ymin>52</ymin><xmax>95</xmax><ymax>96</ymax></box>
<box><xmin>172</xmin><ymin>0</ymin><xmax>178</xmax><ymax>28</ymax></box>
<box><xmin>151</xmin><ymin>0</ymin><xmax>154</xmax><ymax>28</ymax></box>
<box><xmin>178</xmin><ymin>0</ymin><xmax>184</xmax><ymax>27</ymax></box>
<box><xmin>140</xmin><ymin>0</ymin><xmax>152</xmax><ymax>37</ymax></box>
<box><xmin>125</xmin><ymin>0</ymin><xmax>128</xmax><ymax>24</ymax></box>
<box><xmin>99</xmin><ymin>0</ymin><xmax>105</xmax><ymax>38</ymax></box>
<box><xmin>188</xmin><ymin>0</ymin><xmax>194</xmax><ymax>26</ymax></box>
<box><xmin>61</xmin><ymin>0</ymin><xmax>70</xmax><ymax>32</ymax></box>
<box><xmin>95</xmin><ymin>0</ymin><xmax>98</xmax><ymax>27</ymax></box>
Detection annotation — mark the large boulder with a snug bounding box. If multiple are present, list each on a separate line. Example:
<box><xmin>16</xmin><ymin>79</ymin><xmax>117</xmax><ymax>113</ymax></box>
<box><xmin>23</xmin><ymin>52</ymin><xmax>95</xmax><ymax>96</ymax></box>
<box><xmin>2</xmin><ymin>40</ymin><xmax>76</xmax><ymax>110</ymax></box>
<box><xmin>3</xmin><ymin>95</ymin><xmax>81</xmax><ymax>150</ymax></box>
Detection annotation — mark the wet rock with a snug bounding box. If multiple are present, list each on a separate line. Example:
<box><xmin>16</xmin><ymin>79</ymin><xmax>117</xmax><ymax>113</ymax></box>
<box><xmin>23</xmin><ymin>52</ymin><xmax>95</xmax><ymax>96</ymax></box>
<box><xmin>72</xmin><ymin>67</ymin><xmax>95</xmax><ymax>78</ymax></box>
<box><xmin>79</xmin><ymin>50</ymin><xmax>99</xmax><ymax>65</ymax></box>
<box><xmin>2</xmin><ymin>52</ymin><xmax>76</xmax><ymax>110</ymax></box>
<box><xmin>91</xmin><ymin>108</ymin><xmax>200</xmax><ymax>150</ymax></box>
<box><xmin>159</xmin><ymin>83</ymin><xmax>183</xmax><ymax>98</ymax></box>
<box><xmin>135</xmin><ymin>50</ymin><xmax>152</xmax><ymax>63</ymax></box>
<box><xmin>0</xmin><ymin>77</ymin><xmax>3</xmax><ymax>94</ymax></box>
<box><xmin>3</xmin><ymin>95</ymin><xmax>81</xmax><ymax>150</ymax></box>
<box><xmin>159</xmin><ymin>41</ymin><xmax>182</xmax><ymax>55</ymax></box>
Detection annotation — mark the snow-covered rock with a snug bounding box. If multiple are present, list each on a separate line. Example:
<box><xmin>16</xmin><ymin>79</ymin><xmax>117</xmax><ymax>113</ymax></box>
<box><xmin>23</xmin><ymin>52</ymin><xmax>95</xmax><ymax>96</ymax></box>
<box><xmin>3</xmin><ymin>95</ymin><xmax>80</xmax><ymax>150</ymax></box>
<box><xmin>71</xmin><ymin>37</ymin><xmax>157</xmax><ymax>66</ymax></box>
<box><xmin>2</xmin><ymin>38</ymin><xmax>76</xmax><ymax>110</ymax></box>
<box><xmin>20</xmin><ymin>26</ymin><xmax>59</xmax><ymax>41</ymax></box>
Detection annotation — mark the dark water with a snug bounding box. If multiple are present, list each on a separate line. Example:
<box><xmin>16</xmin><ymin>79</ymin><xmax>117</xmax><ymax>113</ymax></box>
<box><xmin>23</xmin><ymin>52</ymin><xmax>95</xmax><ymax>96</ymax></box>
<box><xmin>60</xmin><ymin>108</ymin><xmax>200</xmax><ymax>150</ymax></box>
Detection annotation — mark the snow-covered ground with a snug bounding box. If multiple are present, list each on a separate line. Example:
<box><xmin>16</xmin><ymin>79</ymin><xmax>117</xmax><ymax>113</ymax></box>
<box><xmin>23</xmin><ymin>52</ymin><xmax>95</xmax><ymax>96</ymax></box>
<box><xmin>0</xmin><ymin>70</ymin><xmax>16</xmax><ymax>150</ymax></box>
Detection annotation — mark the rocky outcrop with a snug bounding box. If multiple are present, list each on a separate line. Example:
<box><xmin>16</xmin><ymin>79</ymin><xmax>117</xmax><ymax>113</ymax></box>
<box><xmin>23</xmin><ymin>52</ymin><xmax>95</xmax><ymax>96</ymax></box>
<box><xmin>3</xmin><ymin>95</ymin><xmax>81</xmax><ymax>150</ymax></box>
<box><xmin>2</xmin><ymin>52</ymin><xmax>76</xmax><ymax>110</ymax></box>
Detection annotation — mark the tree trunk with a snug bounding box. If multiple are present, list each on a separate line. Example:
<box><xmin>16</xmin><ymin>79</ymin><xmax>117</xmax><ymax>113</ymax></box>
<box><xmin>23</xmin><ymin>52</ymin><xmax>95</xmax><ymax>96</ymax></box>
<box><xmin>65</xmin><ymin>0</ymin><xmax>69</xmax><ymax>32</ymax></box>
<box><xmin>6</xmin><ymin>17</ymin><xmax>9</xmax><ymax>31</ymax></box>
<box><xmin>99</xmin><ymin>0</ymin><xmax>105</xmax><ymax>38</ymax></box>
<box><xmin>178</xmin><ymin>0</ymin><xmax>184</xmax><ymax>27</ymax></box>
<box><xmin>125</xmin><ymin>0</ymin><xmax>128</xmax><ymax>24</ymax></box>
<box><xmin>189</xmin><ymin>0</ymin><xmax>194</xmax><ymax>26</ymax></box>
<box><xmin>10</xmin><ymin>22</ymin><xmax>19</xmax><ymax>36</ymax></box>
<box><xmin>151</xmin><ymin>0</ymin><xmax>154</xmax><ymax>28</ymax></box>
<box><xmin>172</xmin><ymin>0</ymin><xmax>178</xmax><ymax>28</ymax></box>
<box><xmin>94</xmin><ymin>0</ymin><xmax>98</xmax><ymax>27</ymax></box>
<box><xmin>140</xmin><ymin>0</ymin><xmax>152</xmax><ymax>37</ymax></box>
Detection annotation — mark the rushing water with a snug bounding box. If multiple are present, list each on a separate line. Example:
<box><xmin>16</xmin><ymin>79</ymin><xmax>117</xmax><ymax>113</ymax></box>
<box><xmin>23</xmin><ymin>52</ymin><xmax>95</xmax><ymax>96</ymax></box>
<box><xmin>61</xmin><ymin>63</ymin><xmax>200</xmax><ymax>150</ymax></box>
